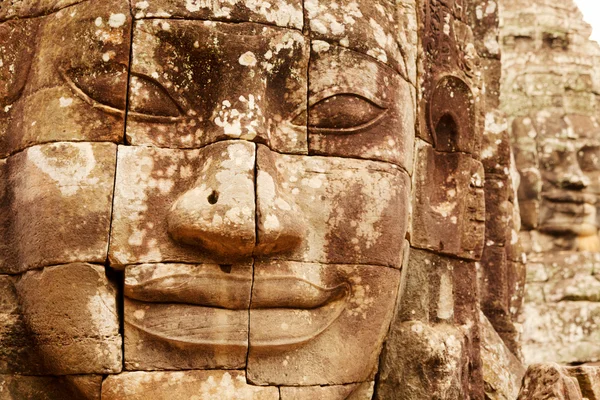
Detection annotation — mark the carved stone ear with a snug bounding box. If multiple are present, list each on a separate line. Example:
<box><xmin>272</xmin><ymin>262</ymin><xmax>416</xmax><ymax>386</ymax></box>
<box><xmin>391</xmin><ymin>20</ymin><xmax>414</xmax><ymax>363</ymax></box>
<box><xmin>428</xmin><ymin>75</ymin><xmax>475</xmax><ymax>154</ymax></box>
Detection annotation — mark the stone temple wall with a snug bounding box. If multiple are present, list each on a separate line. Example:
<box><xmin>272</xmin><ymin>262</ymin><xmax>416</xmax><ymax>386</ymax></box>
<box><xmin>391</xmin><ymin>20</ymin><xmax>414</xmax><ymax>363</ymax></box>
<box><xmin>500</xmin><ymin>0</ymin><xmax>600</xmax><ymax>368</ymax></box>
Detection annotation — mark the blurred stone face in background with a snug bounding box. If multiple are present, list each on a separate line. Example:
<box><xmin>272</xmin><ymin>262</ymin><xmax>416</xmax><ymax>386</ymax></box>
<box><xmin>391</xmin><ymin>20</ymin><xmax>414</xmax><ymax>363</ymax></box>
<box><xmin>512</xmin><ymin>112</ymin><xmax>600</xmax><ymax>252</ymax></box>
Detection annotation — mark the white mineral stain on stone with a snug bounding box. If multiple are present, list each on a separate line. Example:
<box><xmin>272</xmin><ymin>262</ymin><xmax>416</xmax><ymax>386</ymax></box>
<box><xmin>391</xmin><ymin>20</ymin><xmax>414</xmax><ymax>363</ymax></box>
<box><xmin>108</xmin><ymin>13</ymin><xmax>126</xmax><ymax>28</ymax></box>
<box><xmin>59</xmin><ymin>97</ymin><xmax>73</xmax><ymax>107</ymax></box>
<box><xmin>185</xmin><ymin>0</ymin><xmax>202</xmax><ymax>12</ymax></box>
<box><xmin>311</xmin><ymin>40</ymin><xmax>330</xmax><ymax>53</ymax></box>
<box><xmin>437</xmin><ymin>273</ymin><xmax>454</xmax><ymax>320</ymax></box>
<box><xmin>28</xmin><ymin>143</ymin><xmax>99</xmax><ymax>197</ymax></box>
<box><xmin>136</xmin><ymin>1</ymin><xmax>149</xmax><ymax>9</ymax></box>
<box><xmin>133</xmin><ymin>309</ymin><xmax>145</xmax><ymax>320</ymax></box>
<box><xmin>264</xmin><ymin>214</ymin><xmax>280</xmax><ymax>231</ymax></box>
<box><xmin>95</xmin><ymin>17</ymin><xmax>103</xmax><ymax>27</ymax></box>
<box><xmin>238</xmin><ymin>51</ymin><xmax>257</xmax><ymax>67</ymax></box>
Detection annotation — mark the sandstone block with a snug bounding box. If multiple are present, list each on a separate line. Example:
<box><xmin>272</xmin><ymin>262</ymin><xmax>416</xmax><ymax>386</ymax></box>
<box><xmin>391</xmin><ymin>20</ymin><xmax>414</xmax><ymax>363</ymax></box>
<box><xmin>1</xmin><ymin>263</ymin><xmax>121</xmax><ymax>375</ymax></box>
<box><xmin>306</xmin><ymin>0</ymin><xmax>410</xmax><ymax>80</ymax></box>
<box><xmin>123</xmin><ymin>263</ymin><xmax>252</xmax><ymax>370</ymax></box>
<box><xmin>375</xmin><ymin>321</ymin><xmax>467</xmax><ymax>400</ymax></box>
<box><xmin>0</xmin><ymin>375</ymin><xmax>102</xmax><ymax>400</ymax></box>
<box><xmin>412</xmin><ymin>142</ymin><xmax>485</xmax><ymax>259</ymax></box>
<box><xmin>109</xmin><ymin>141</ymin><xmax>256</xmax><ymax>266</ymax></box>
<box><xmin>280</xmin><ymin>382</ymin><xmax>373</xmax><ymax>399</ymax></box>
<box><xmin>102</xmin><ymin>370</ymin><xmax>279</xmax><ymax>400</ymax></box>
<box><xmin>308</xmin><ymin>42</ymin><xmax>415</xmax><ymax>170</ymax></box>
<box><xmin>480</xmin><ymin>312</ymin><xmax>525</xmax><ymax>400</ymax></box>
<box><xmin>130</xmin><ymin>0</ymin><xmax>303</xmax><ymax>29</ymax></box>
<box><xmin>256</xmin><ymin>145</ymin><xmax>410</xmax><ymax>268</ymax></box>
<box><xmin>247</xmin><ymin>261</ymin><xmax>400</xmax><ymax>385</ymax></box>
<box><xmin>517</xmin><ymin>363</ymin><xmax>583</xmax><ymax>400</ymax></box>
<box><xmin>126</xmin><ymin>20</ymin><xmax>308</xmax><ymax>154</ymax></box>
<box><xmin>0</xmin><ymin>142</ymin><xmax>116</xmax><ymax>274</ymax></box>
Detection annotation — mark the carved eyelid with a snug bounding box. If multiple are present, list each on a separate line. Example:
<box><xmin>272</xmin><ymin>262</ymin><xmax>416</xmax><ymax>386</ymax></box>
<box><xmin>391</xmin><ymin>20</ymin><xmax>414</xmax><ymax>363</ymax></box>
<box><xmin>306</xmin><ymin>87</ymin><xmax>389</xmax><ymax>133</ymax></box>
<box><xmin>308</xmin><ymin>86</ymin><xmax>386</xmax><ymax>108</ymax></box>
<box><xmin>60</xmin><ymin>66</ymin><xmax>189</xmax><ymax>123</ymax></box>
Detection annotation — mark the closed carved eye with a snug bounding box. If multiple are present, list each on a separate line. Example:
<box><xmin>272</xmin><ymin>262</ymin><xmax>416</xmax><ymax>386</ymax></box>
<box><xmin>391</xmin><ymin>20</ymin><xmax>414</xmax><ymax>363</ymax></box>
<box><xmin>128</xmin><ymin>74</ymin><xmax>184</xmax><ymax>121</ymax></box>
<box><xmin>62</xmin><ymin>66</ymin><xmax>185</xmax><ymax>123</ymax></box>
<box><xmin>61</xmin><ymin>64</ymin><xmax>128</xmax><ymax>115</ymax></box>
<box><xmin>578</xmin><ymin>145</ymin><xmax>600</xmax><ymax>171</ymax></box>
<box><xmin>305</xmin><ymin>94</ymin><xmax>387</xmax><ymax>133</ymax></box>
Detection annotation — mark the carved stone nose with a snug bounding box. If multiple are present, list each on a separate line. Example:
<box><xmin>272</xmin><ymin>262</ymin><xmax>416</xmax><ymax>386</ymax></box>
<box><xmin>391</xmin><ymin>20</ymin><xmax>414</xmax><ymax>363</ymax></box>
<box><xmin>167</xmin><ymin>141</ymin><xmax>256</xmax><ymax>259</ymax></box>
<box><xmin>166</xmin><ymin>141</ymin><xmax>304</xmax><ymax>260</ymax></box>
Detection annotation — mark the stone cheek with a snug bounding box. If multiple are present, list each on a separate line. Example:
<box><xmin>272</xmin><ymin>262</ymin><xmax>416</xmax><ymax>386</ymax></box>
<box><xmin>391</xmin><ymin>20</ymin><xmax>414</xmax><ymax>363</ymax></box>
<box><xmin>412</xmin><ymin>142</ymin><xmax>486</xmax><ymax>260</ymax></box>
<box><xmin>0</xmin><ymin>142</ymin><xmax>116</xmax><ymax>274</ymax></box>
<box><xmin>247</xmin><ymin>261</ymin><xmax>400</xmax><ymax>386</ymax></box>
<box><xmin>257</xmin><ymin>145</ymin><xmax>409</xmax><ymax>267</ymax></box>
<box><xmin>0</xmin><ymin>0</ymin><xmax>131</xmax><ymax>157</ymax></box>
<box><xmin>0</xmin><ymin>264</ymin><xmax>121</xmax><ymax>375</ymax></box>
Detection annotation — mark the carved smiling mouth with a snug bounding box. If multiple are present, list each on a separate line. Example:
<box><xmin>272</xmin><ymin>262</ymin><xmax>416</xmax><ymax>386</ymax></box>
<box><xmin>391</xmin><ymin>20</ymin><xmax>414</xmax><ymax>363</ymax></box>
<box><xmin>124</xmin><ymin>264</ymin><xmax>350</xmax><ymax>350</ymax></box>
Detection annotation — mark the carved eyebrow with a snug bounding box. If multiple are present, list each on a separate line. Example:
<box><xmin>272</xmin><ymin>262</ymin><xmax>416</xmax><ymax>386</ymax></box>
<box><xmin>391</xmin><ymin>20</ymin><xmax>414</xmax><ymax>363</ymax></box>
<box><xmin>59</xmin><ymin>66</ymin><xmax>125</xmax><ymax>118</ymax></box>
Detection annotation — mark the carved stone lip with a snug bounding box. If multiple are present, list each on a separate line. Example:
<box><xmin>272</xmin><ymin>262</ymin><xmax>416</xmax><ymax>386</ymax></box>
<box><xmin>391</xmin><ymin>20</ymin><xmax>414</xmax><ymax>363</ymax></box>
<box><xmin>124</xmin><ymin>267</ymin><xmax>351</xmax><ymax>349</ymax></box>
<box><xmin>125</xmin><ymin>270</ymin><xmax>349</xmax><ymax>311</ymax></box>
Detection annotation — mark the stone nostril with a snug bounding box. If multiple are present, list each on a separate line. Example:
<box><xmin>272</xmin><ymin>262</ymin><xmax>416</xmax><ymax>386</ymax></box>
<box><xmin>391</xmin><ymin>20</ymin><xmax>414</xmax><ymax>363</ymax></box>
<box><xmin>207</xmin><ymin>190</ymin><xmax>219</xmax><ymax>205</ymax></box>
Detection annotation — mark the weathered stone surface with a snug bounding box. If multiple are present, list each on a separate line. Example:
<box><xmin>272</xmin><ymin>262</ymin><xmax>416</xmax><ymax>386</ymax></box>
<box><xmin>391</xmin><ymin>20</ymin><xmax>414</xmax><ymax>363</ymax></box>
<box><xmin>517</xmin><ymin>363</ymin><xmax>583</xmax><ymax>400</ymax></box>
<box><xmin>280</xmin><ymin>381</ymin><xmax>373</xmax><ymax>399</ymax></box>
<box><xmin>480</xmin><ymin>312</ymin><xmax>525</xmax><ymax>400</ymax></box>
<box><xmin>0</xmin><ymin>0</ymin><xmax>130</xmax><ymax>157</ymax></box>
<box><xmin>0</xmin><ymin>263</ymin><xmax>121</xmax><ymax>375</ymax></box>
<box><xmin>130</xmin><ymin>0</ymin><xmax>303</xmax><ymax>29</ymax></box>
<box><xmin>520</xmin><ymin>252</ymin><xmax>600</xmax><ymax>364</ymax></box>
<box><xmin>521</xmin><ymin>301</ymin><xmax>600</xmax><ymax>364</ymax></box>
<box><xmin>412</xmin><ymin>141</ymin><xmax>485</xmax><ymax>260</ymax></box>
<box><xmin>247</xmin><ymin>261</ymin><xmax>400</xmax><ymax>385</ymax></box>
<box><xmin>305</xmin><ymin>0</ymin><xmax>411</xmax><ymax>81</ymax></box>
<box><xmin>123</xmin><ymin>263</ymin><xmax>252</xmax><ymax>370</ymax></box>
<box><xmin>256</xmin><ymin>145</ymin><xmax>409</xmax><ymax>268</ymax></box>
<box><xmin>375</xmin><ymin>321</ymin><xmax>467</xmax><ymax>400</ymax></box>
<box><xmin>109</xmin><ymin>141</ymin><xmax>255</xmax><ymax>266</ymax></box>
<box><xmin>398</xmin><ymin>248</ymin><xmax>472</xmax><ymax>324</ymax></box>
<box><xmin>111</xmin><ymin>141</ymin><xmax>409</xmax><ymax>268</ymax></box>
<box><xmin>102</xmin><ymin>370</ymin><xmax>279</xmax><ymax>400</ymax></box>
<box><xmin>0</xmin><ymin>375</ymin><xmax>102</xmax><ymax>400</ymax></box>
<box><xmin>0</xmin><ymin>0</ymin><xmax>86</xmax><ymax>20</ymax></box>
<box><xmin>565</xmin><ymin>365</ymin><xmax>600</xmax><ymax>400</ymax></box>
<box><xmin>308</xmin><ymin>42</ymin><xmax>415</xmax><ymax>170</ymax></box>
<box><xmin>0</xmin><ymin>142</ymin><xmax>116</xmax><ymax>274</ymax></box>
<box><xmin>126</xmin><ymin>20</ymin><xmax>308</xmax><ymax>154</ymax></box>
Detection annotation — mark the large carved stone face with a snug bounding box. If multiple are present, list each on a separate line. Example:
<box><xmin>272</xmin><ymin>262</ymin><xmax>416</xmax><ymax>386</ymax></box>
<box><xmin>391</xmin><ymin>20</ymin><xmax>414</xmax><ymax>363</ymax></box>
<box><xmin>513</xmin><ymin>112</ymin><xmax>600</xmax><ymax>251</ymax></box>
<box><xmin>0</xmin><ymin>0</ymin><xmax>414</xmax><ymax>395</ymax></box>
